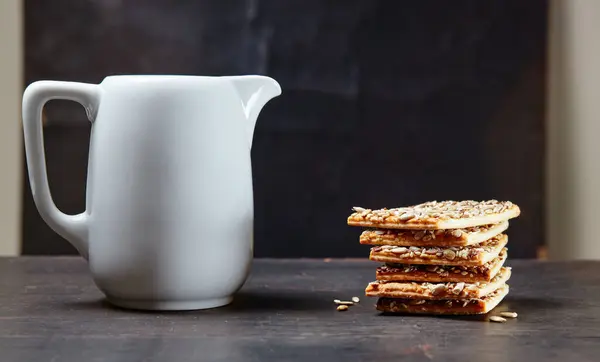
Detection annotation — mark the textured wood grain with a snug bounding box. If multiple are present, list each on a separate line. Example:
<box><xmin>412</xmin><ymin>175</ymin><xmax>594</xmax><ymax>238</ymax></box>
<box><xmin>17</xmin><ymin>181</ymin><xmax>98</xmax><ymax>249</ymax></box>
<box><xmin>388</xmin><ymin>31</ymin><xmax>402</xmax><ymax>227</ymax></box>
<box><xmin>0</xmin><ymin>257</ymin><xmax>598</xmax><ymax>362</ymax></box>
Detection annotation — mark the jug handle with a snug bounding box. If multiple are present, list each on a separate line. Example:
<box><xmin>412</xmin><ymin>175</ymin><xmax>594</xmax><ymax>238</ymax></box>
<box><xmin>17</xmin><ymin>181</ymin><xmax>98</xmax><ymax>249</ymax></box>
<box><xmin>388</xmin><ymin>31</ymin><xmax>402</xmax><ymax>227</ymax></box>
<box><xmin>22</xmin><ymin>81</ymin><xmax>100</xmax><ymax>259</ymax></box>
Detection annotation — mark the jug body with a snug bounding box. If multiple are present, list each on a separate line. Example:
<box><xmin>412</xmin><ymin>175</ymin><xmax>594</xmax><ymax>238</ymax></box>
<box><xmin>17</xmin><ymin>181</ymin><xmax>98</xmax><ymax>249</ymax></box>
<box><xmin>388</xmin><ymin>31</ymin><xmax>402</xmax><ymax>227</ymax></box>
<box><xmin>89</xmin><ymin>76</ymin><xmax>256</xmax><ymax>310</ymax></box>
<box><xmin>21</xmin><ymin>75</ymin><xmax>281</xmax><ymax>310</ymax></box>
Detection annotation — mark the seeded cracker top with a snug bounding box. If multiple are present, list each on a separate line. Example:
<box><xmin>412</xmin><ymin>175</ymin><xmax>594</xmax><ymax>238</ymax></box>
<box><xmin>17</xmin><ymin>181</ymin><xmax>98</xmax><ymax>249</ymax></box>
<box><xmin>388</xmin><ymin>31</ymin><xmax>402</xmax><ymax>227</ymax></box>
<box><xmin>348</xmin><ymin>200</ymin><xmax>520</xmax><ymax>230</ymax></box>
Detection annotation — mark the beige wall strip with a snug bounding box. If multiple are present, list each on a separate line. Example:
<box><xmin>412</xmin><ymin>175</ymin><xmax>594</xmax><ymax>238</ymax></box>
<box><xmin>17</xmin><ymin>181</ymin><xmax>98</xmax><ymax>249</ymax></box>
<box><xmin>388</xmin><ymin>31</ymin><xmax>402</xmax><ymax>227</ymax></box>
<box><xmin>547</xmin><ymin>0</ymin><xmax>600</xmax><ymax>260</ymax></box>
<box><xmin>0</xmin><ymin>0</ymin><xmax>23</xmax><ymax>255</ymax></box>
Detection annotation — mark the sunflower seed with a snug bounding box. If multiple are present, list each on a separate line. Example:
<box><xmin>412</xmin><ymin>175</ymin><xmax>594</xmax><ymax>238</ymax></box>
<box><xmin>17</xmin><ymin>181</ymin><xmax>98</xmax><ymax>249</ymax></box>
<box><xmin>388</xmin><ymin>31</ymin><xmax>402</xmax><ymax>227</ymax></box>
<box><xmin>458</xmin><ymin>250</ymin><xmax>469</xmax><ymax>259</ymax></box>
<box><xmin>443</xmin><ymin>249</ymin><xmax>457</xmax><ymax>260</ymax></box>
<box><xmin>500</xmin><ymin>311</ymin><xmax>518</xmax><ymax>318</ymax></box>
<box><xmin>337</xmin><ymin>305</ymin><xmax>349</xmax><ymax>311</ymax></box>
<box><xmin>399</xmin><ymin>213</ymin><xmax>415</xmax><ymax>221</ymax></box>
<box><xmin>490</xmin><ymin>316</ymin><xmax>506</xmax><ymax>323</ymax></box>
<box><xmin>452</xmin><ymin>282</ymin><xmax>465</xmax><ymax>295</ymax></box>
<box><xmin>390</xmin><ymin>247</ymin><xmax>408</xmax><ymax>254</ymax></box>
<box><xmin>431</xmin><ymin>284</ymin><xmax>446</xmax><ymax>295</ymax></box>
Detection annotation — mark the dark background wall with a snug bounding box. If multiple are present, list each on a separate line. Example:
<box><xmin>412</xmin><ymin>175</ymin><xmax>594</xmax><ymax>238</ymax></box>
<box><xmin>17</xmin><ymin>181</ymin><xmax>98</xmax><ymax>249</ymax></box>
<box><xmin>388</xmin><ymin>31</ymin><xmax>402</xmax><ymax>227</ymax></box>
<box><xmin>22</xmin><ymin>0</ymin><xmax>548</xmax><ymax>258</ymax></box>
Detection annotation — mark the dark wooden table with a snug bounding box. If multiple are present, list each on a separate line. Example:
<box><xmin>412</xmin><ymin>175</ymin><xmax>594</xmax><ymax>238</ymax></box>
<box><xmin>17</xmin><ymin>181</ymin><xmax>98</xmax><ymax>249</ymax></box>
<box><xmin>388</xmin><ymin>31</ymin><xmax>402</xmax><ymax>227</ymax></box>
<box><xmin>1</xmin><ymin>257</ymin><xmax>599</xmax><ymax>362</ymax></box>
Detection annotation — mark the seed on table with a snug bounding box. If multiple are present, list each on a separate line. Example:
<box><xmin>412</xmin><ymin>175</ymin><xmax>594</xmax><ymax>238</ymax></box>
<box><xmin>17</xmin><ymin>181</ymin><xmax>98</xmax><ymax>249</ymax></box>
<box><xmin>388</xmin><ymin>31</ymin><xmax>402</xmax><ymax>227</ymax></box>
<box><xmin>337</xmin><ymin>305</ymin><xmax>349</xmax><ymax>311</ymax></box>
<box><xmin>334</xmin><ymin>300</ymin><xmax>354</xmax><ymax>305</ymax></box>
<box><xmin>489</xmin><ymin>316</ymin><xmax>506</xmax><ymax>323</ymax></box>
<box><xmin>352</xmin><ymin>297</ymin><xmax>360</xmax><ymax>303</ymax></box>
<box><xmin>500</xmin><ymin>311</ymin><xmax>518</xmax><ymax>318</ymax></box>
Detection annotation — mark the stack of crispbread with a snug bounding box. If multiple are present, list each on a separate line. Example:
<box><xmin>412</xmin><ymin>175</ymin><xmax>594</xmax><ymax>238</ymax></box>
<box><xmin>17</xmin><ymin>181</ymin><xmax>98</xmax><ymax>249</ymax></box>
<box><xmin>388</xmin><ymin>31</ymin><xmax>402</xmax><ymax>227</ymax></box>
<box><xmin>347</xmin><ymin>200</ymin><xmax>520</xmax><ymax>315</ymax></box>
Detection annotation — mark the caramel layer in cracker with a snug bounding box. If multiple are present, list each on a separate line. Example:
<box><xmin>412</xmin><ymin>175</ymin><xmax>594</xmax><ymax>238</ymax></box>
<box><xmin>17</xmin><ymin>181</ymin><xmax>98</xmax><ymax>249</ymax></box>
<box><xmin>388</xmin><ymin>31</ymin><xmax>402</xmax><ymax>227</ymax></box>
<box><xmin>376</xmin><ymin>284</ymin><xmax>509</xmax><ymax>315</ymax></box>
<box><xmin>348</xmin><ymin>200</ymin><xmax>520</xmax><ymax>230</ymax></box>
<box><xmin>366</xmin><ymin>267</ymin><xmax>510</xmax><ymax>300</ymax></box>
<box><xmin>376</xmin><ymin>248</ymin><xmax>507</xmax><ymax>283</ymax></box>
<box><xmin>360</xmin><ymin>222</ymin><xmax>508</xmax><ymax>247</ymax></box>
<box><xmin>369</xmin><ymin>234</ymin><xmax>507</xmax><ymax>266</ymax></box>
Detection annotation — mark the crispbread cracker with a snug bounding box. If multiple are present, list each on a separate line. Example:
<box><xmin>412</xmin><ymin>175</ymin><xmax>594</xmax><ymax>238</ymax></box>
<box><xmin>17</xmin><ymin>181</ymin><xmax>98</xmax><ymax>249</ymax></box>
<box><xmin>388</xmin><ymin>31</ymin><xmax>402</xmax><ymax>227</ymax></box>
<box><xmin>366</xmin><ymin>267</ymin><xmax>510</xmax><ymax>300</ymax></box>
<box><xmin>369</xmin><ymin>234</ymin><xmax>507</xmax><ymax>266</ymax></box>
<box><xmin>376</xmin><ymin>284</ymin><xmax>509</xmax><ymax>315</ymax></box>
<box><xmin>348</xmin><ymin>200</ymin><xmax>520</xmax><ymax>230</ymax></box>
<box><xmin>376</xmin><ymin>248</ymin><xmax>507</xmax><ymax>283</ymax></box>
<box><xmin>360</xmin><ymin>221</ymin><xmax>508</xmax><ymax>247</ymax></box>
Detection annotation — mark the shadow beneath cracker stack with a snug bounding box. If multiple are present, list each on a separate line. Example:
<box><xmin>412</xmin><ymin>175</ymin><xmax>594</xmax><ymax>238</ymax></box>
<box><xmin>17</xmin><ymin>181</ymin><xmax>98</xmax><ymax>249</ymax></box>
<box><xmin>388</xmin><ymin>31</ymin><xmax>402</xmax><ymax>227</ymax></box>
<box><xmin>499</xmin><ymin>296</ymin><xmax>565</xmax><ymax>311</ymax></box>
<box><xmin>375</xmin><ymin>296</ymin><xmax>566</xmax><ymax>322</ymax></box>
<box><xmin>378</xmin><ymin>311</ymin><xmax>489</xmax><ymax>322</ymax></box>
<box><xmin>435</xmin><ymin>314</ymin><xmax>490</xmax><ymax>322</ymax></box>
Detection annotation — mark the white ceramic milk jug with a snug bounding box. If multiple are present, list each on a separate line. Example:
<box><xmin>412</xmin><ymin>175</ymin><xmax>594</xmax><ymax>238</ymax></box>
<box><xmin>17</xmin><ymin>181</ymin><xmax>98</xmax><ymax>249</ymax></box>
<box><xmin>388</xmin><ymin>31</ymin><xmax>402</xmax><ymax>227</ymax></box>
<box><xmin>22</xmin><ymin>75</ymin><xmax>281</xmax><ymax>311</ymax></box>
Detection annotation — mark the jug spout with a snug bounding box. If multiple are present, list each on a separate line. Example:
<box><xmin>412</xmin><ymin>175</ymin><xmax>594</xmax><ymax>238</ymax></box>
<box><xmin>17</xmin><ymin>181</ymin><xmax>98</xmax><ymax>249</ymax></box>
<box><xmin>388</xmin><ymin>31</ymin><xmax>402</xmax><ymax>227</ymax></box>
<box><xmin>227</xmin><ymin>75</ymin><xmax>281</xmax><ymax>147</ymax></box>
